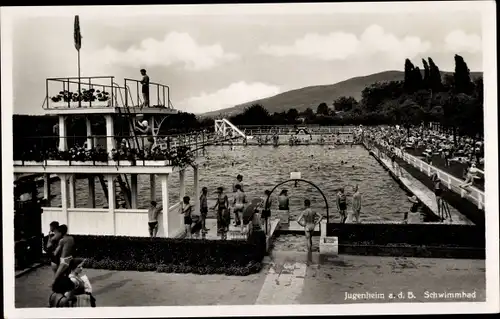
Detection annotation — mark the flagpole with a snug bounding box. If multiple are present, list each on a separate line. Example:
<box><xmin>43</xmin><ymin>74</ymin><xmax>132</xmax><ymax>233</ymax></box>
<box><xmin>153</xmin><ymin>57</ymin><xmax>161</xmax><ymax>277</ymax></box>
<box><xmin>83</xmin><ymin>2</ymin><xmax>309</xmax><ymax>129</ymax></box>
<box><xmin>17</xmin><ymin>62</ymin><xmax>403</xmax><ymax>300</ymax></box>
<box><xmin>78</xmin><ymin>49</ymin><xmax>81</xmax><ymax>108</ymax></box>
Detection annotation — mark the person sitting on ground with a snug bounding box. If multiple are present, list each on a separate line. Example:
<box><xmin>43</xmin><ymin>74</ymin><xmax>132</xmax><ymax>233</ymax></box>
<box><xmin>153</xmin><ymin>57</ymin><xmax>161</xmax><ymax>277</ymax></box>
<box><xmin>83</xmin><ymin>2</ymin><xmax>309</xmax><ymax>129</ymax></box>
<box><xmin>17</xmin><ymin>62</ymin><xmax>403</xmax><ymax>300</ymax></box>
<box><xmin>180</xmin><ymin>196</ymin><xmax>193</xmax><ymax>239</ymax></box>
<box><xmin>148</xmin><ymin>201</ymin><xmax>162</xmax><ymax>238</ymax></box>
<box><xmin>50</xmin><ymin>258</ymin><xmax>96</xmax><ymax>308</ymax></box>
<box><xmin>297</xmin><ymin>199</ymin><xmax>323</xmax><ymax>252</ymax></box>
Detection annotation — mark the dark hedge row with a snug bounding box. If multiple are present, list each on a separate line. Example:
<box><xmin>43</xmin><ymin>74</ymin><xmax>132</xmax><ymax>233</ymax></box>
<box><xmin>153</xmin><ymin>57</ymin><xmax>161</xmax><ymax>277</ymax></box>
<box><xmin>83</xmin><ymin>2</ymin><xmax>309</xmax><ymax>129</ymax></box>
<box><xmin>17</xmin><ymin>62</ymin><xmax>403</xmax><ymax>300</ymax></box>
<box><xmin>326</xmin><ymin>223</ymin><xmax>485</xmax><ymax>248</ymax></box>
<box><xmin>85</xmin><ymin>258</ymin><xmax>263</xmax><ymax>276</ymax></box>
<box><xmin>72</xmin><ymin>230</ymin><xmax>267</xmax><ymax>275</ymax></box>
<box><xmin>338</xmin><ymin>243</ymin><xmax>485</xmax><ymax>259</ymax></box>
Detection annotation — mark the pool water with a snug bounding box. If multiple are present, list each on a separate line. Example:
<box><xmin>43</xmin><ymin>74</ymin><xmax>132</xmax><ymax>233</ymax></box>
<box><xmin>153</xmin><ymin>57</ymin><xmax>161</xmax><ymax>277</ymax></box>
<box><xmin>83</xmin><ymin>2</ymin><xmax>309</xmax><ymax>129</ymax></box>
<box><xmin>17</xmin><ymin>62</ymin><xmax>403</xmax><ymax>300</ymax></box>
<box><xmin>44</xmin><ymin>145</ymin><xmax>411</xmax><ymax>223</ymax></box>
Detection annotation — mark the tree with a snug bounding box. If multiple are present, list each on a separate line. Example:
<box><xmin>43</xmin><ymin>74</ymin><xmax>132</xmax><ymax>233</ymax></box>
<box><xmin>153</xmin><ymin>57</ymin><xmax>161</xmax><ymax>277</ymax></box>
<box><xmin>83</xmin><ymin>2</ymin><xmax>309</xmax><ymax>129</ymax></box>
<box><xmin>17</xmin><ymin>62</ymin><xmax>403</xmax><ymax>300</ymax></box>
<box><xmin>232</xmin><ymin>103</ymin><xmax>271</xmax><ymax>125</ymax></box>
<box><xmin>454</xmin><ymin>54</ymin><xmax>473</xmax><ymax>94</ymax></box>
<box><xmin>301</xmin><ymin>108</ymin><xmax>315</xmax><ymax>121</ymax></box>
<box><xmin>404</xmin><ymin>59</ymin><xmax>416</xmax><ymax>92</ymax></box>
<box><xmin>400</xmin><ymin>99</ymin><xmax>424</xmax><ymax>136</ymax></box>
<box><xmin>316</xmin><ymin>102</ymin><xmax>329</xmax><ymax>115</ymax></box>
<box><xmin>422</xmin><ymin>59</ymin><xmax>430</xmax><ymax>88</ymax></box>
<box><xmin>286</xmin><ymin>108</ymin><xmax>299</xmax><ymax>123</ymax></box>
<box><xmin>428</xmin><ymin>57</ymin><xmax>443</xmax><ymax>92</ymax></box>
<box><xmin>412</xmin><ymin>67</ymin><xmax>424</xmax><ymax>91</ymax></box>
<box><xmin>333</xmin><ymin>96</ymin><xmax>358</xmax><ymax>112</ymax></box>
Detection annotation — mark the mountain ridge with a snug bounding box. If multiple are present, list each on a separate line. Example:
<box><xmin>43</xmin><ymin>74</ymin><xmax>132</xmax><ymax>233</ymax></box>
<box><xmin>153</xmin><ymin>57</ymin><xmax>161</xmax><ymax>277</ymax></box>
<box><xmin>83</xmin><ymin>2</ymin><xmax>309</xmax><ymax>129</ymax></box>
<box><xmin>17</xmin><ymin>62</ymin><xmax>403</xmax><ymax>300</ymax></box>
<box><xmin>200</xmin><ymin>70</ymin><xmax>482</xmax><ymax>117</ymax></box>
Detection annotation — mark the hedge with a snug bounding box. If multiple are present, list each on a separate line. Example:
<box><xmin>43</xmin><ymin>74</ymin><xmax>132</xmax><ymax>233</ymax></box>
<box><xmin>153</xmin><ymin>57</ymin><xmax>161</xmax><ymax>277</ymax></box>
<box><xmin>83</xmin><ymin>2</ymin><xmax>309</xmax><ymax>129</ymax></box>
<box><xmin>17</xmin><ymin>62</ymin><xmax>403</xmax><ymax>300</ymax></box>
<box><xmin>326</xmin><ymin>223</ymin><xmax>485</xmax><ymax>248</ymax></box>
<box><xmin>72</xmin><ymin>230</ymin><xmax>267</xmax><ymax>276</ymax></box>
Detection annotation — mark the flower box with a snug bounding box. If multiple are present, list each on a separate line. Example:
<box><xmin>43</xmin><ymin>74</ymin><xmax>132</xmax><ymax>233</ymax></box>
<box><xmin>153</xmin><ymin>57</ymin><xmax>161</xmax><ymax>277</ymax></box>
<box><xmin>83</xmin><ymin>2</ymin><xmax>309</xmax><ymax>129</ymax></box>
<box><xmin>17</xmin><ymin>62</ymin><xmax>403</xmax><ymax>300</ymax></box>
<box><xmin>144</xmin><ymin>160</ymin><xmax>170</xmax><ymax>166</ymax></box>
<box><xmin>25</xmin><ymin>161</ymin><xmax>43</xmax><ymax>166</ymax></box>
<box><xmin>70</xmin><ymin>161</ymin><xmax>94</xmax><ymax>166</ymax></box>
<box><xmin>14</xmin><ymin>160</ymin><xmax>41</xmax><ymax>166</ymax></box>
<box><xmin>46</xmin><ymin>160</ymin><xmax>70</xmax><ymax>166</ymax></box>
<box><xmin>110</xmin><ymin>160</ymin><xmax>133</xmax><ymax>166</ymax></box>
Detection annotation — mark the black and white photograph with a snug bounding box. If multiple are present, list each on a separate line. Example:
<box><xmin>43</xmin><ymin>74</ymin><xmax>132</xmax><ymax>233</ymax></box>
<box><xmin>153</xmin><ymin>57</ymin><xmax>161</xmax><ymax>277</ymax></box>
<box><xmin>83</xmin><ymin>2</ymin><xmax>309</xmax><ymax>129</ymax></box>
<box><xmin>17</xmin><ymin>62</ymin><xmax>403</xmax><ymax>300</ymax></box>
<box><xmin>1</xmin><ymin>2</ymin><xmax>498</xmax><ymax>317</ymax></box>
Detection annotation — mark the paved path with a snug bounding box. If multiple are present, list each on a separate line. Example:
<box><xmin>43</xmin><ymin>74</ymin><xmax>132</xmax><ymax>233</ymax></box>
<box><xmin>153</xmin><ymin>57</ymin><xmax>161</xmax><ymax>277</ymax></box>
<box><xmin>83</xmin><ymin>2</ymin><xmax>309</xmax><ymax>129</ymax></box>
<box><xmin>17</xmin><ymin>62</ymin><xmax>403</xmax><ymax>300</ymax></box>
<box><xmin>15</xmin><ymin>254</ymin><xmax>484</xmax><ymax>307</ymax></box>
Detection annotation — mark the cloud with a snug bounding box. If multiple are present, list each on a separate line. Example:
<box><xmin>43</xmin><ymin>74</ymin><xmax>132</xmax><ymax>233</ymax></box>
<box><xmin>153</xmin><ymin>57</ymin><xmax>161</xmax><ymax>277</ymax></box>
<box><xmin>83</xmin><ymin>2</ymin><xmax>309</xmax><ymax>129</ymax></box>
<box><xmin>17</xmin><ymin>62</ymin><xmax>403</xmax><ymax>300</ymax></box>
<box><xmin>178</xmin><ymin>81</ymin><xmax>281</xmax><ymax>114</ymax></box>
<box><xmin>444</xmin><ymin>30</ymin><xmax>482</xmax><ymax>53</ymax></box>
<box><xmin>91</xmin><ymin>32</ymin><xmax>239</xmax><ymax>71</ymax></box>
<box><xmin>259</xmin><ymin>24</ymin><xmax>431</xmax><ymax>61</ymax></box>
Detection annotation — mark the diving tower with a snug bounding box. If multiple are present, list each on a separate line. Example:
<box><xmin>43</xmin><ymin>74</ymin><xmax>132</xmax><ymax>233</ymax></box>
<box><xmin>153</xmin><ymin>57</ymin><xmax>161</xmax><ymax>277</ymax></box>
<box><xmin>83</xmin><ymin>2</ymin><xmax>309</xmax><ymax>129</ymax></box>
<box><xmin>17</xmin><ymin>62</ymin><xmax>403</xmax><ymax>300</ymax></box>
<box><xmin>13</xmin><ymin>75</ymin><xmax>208</xmax><ymax>239</ymax></box>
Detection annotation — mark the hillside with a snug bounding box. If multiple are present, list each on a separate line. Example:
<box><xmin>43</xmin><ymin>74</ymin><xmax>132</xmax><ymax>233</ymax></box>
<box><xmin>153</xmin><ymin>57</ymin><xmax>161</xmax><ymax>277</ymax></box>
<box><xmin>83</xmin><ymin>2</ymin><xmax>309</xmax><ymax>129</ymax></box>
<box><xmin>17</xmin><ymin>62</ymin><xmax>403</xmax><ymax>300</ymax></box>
<box><xmin>201</xmin><ymin>70</ymin><xmax>482</xmax><ymax>118</ymax></box>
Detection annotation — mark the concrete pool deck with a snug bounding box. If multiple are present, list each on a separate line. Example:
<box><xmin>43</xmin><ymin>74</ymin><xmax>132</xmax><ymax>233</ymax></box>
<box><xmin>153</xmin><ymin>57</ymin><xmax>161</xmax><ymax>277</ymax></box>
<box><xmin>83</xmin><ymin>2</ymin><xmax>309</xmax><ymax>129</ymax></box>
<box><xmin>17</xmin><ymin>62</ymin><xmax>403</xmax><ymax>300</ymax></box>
<box><xmin>15</xmin><ymin>253</ymin><xmax>485</xmax><ymax>307</ymax></box>
<box><xmin>369</xmin><ymin>148</ymin><xmax>472</xmax><ymax>225</ymax></box>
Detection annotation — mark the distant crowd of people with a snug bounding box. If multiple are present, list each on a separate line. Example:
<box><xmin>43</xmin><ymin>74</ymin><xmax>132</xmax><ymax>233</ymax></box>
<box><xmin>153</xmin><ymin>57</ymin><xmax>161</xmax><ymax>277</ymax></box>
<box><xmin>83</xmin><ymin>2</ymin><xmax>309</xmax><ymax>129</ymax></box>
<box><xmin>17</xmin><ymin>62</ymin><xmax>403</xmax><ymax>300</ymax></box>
<box><xmin>362</xmin><ymin>125</ymin><xmax>484</xmax><ymax>190</ymax></box>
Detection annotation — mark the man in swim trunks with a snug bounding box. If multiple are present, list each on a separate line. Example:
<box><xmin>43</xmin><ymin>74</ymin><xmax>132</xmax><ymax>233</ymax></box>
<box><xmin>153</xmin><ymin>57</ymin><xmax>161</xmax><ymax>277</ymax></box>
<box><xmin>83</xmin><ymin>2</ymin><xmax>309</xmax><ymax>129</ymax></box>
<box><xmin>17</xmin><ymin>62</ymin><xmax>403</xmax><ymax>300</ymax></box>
<box><xmin>212</xmin><ymin>187</ymin><xmax>229</xmax><ymax>237</ymax></box>
<box><xmin>337</xmin><ymin>188</ymin><xmax>347</xmax><ymax>224</ymax></box>
<box><xmin>278</xmin><ymin>189</ymin><xmax>289</xmax><ymax>210</ymax></box>
<box><xmin>232</xmin><ymin>184</ymin><xmax>246</xmax><ymax>228</ymax></box>
<box><xmin>352</xmin><ymin>185</ymin><xmax>362</xmax><ymax>223</ymax></box>
<box><xmin>148</xmin><ymin>201</ymin><xmax>162</xmax><ymax>237</ymax></box>
<box><xmin>52</xmin><ymin>225</ymin><xmax>75</xmax><ymax>285</ymax></box>
<box><xmin>297</xmin><ymin>199</ymin><xmax>323</xmax><ymax>252</ymax></box>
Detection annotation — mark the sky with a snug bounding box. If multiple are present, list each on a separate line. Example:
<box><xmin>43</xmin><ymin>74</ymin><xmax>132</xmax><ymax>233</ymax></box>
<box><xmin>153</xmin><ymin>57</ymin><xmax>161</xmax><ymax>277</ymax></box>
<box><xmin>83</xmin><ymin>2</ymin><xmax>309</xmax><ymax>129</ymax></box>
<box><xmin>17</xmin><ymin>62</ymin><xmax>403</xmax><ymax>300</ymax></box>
<box><xmin>7</xmin><ymin>4</ymin><xmax>484</xmax><ymax>115</ymax></box>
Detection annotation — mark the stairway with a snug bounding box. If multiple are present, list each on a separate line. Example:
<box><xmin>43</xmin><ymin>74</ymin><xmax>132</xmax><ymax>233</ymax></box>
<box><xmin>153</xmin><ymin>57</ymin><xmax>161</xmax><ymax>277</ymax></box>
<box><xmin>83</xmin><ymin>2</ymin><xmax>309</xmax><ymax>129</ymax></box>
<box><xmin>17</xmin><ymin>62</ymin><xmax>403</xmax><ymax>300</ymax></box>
<box><xmin>98</xmin><ymin>174</ymin><xmax>132</xmax><ymax>208</ymax></box>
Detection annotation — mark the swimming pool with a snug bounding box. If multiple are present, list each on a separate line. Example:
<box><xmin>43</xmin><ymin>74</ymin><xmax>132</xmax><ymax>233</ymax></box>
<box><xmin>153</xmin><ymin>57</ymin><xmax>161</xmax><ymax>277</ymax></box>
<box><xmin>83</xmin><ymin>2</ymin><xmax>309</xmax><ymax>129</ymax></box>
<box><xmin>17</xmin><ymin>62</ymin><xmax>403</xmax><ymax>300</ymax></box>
<box><xmin>45</xmin><ymin>145</ymin><xmax>411</xmax><ymax>223</ymax></box>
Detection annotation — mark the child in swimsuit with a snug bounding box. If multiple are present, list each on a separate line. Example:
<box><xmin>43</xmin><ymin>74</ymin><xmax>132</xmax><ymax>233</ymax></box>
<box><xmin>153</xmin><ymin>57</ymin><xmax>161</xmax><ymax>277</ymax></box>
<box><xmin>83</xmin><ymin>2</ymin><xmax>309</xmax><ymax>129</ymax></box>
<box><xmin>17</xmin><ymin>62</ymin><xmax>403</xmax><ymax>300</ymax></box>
<box><xmin>180</xmin><ymin>196</ymin><xmax>193</xmax><ymax>238</ymax></box>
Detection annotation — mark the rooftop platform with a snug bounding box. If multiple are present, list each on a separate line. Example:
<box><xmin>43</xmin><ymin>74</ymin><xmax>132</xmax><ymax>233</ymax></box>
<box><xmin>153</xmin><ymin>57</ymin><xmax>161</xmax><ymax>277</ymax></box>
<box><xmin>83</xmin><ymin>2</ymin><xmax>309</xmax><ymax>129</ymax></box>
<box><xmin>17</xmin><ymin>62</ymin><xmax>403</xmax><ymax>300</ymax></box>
<box><xmin>43</xmin><ymin>105</ymin><xmax>178</xmax><ymax>115</ymax></box>
<box><xmin>43</xmin><ymin>75</ymin><xmax>177</xmax><ymax>115</ymax></box>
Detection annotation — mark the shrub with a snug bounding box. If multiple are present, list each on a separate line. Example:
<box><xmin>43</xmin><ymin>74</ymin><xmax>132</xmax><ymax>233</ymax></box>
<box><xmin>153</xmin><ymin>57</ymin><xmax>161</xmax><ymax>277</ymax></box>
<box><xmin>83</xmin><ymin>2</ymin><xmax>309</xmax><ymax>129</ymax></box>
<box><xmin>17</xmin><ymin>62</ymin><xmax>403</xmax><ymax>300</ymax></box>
<box><xmin>73</xmin><ymin>234</ymin><xmax>265</xmax><ymax>276</ymax></box>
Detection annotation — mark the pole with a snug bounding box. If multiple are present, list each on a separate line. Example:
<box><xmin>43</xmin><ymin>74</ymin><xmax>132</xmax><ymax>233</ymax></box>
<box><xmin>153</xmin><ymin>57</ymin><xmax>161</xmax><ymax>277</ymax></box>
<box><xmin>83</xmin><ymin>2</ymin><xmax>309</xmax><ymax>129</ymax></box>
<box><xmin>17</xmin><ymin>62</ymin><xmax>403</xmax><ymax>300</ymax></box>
<box><xmin>78</xmin><ymin>49</ymin><xmax>81</xmax><ymax>108</ymax></box>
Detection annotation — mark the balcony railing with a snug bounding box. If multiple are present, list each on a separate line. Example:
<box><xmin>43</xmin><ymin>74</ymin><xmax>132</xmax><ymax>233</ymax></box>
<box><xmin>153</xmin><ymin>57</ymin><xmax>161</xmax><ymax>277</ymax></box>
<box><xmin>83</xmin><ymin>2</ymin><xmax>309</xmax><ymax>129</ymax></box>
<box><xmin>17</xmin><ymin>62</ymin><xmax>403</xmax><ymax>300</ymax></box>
<box><xmin>43</xmin><ymin>76</ymin><xmax>174</xmax><ymax>110</ymax></box>
<box><xmin>13</xmin><ymin>131</ymin><xmax>211</xmax><ymax>166</ymax></box>
<box><xmin>45</xmin><ymin>76</ymin><xmax>128</xmax><ymax>110</ymax></box>
<box><xmin>124</xmin><ymin>78</ymin><xmax>172</xmax><ymax>108</ymax></box>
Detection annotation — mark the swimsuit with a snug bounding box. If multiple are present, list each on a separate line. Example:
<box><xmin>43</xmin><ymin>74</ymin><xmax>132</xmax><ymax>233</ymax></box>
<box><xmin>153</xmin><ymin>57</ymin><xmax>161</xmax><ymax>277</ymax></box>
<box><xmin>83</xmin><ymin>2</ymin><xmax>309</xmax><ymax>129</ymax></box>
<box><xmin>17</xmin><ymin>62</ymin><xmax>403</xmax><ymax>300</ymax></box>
<box><xmin>148</xmin><ymin>221</ymin><xmax>158</xmax><ymax>230</ymax></box>
<box><xmin>182</xmin><ymin>203</ymin><xmax>192</xmax><ymax>225</ymax></box>
<box><xmin>338</xmin><ymin>194</ymin><xmax>347</xmax><ymax>211</ymax></box>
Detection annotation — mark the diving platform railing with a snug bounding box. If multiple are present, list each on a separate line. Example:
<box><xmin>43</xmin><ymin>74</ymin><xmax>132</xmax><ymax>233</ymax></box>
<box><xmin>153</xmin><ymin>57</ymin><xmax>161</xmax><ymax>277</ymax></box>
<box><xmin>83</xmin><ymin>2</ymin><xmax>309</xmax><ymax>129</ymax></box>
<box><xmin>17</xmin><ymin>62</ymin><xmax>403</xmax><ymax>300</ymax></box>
<box><xmin>43</xmin><ymin>76</ymin><xmax>174</xmax><ymax>110</ymax></box>
<box><xmin>124</xmin><ymin>78</ymin><xmax>173</xmax><ymax>109</ymax></box>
